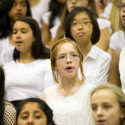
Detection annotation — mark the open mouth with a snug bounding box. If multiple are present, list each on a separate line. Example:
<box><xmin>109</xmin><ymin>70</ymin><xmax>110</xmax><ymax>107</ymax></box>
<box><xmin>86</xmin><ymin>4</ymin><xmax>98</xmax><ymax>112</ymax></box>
<box><xmin>65</xmin><ymin>66</ymin><xmax>74</xmax><ymax>71</ymax></box>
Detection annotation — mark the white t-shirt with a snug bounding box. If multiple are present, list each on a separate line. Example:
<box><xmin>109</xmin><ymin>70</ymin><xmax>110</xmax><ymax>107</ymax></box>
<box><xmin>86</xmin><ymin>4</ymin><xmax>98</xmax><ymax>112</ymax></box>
<box><xmin>31</xmin><ymin>0</ymin><xmax>50</xmax><ymax>28</ymax></box>
<box><xmin>81</xmin><ymin>45</ymin><xmax>111</xmax><ymax>86</ymax></box>
<box><xmin>119</xmin><ymin>47</ymin><xmax>125</xmax><ymax>94</ymax></box>
<box><xmin>3</xmin><ymin>59</ymin><xmax>54</xmax><ymax>101</ymax></box>
<box><xmin>109</xmin><ymin>30</ymin><xmax>125</xmax><ymax>50</ymax></box>
<box><xmin>42</xmin><ymin>82</ymin><xmax>95</xmax><ymax>125</ymax></box>
<box><xmin>0</xmin><ymin>37</ymin><xmax>15</xmax><ymax>66</ymax></box>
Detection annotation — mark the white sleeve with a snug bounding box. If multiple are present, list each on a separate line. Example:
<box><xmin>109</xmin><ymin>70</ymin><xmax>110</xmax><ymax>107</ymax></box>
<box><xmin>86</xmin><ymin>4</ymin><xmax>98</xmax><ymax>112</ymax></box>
<box><xmin>97</xmin><ymin>53</ymin><xmax>111</xmax><ymax>85</ymax></box>
<box><xmin>119</xmin><ymin>47</ymin><xmax>125</xmax><ymax>94</ymax></box>
<box><xmin>97</xmin><ymin>18</ymin><xmax>112</xmax><ymax>33</ymax></box>
<box><xmin>42</xmin><ymin>11</ymin><xmax>51</xmax><ymax>25</ymax></box>
<box><xmin>43</xmin><ymin>59</ymin><xmax>54</xmax><ymax>90</ymax></box>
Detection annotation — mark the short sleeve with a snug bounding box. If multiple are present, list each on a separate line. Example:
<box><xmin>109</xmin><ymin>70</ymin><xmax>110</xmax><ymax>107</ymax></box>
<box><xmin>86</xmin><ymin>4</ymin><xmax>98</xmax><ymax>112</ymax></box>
<box><xmin>97</xmin><ymin>18</ymin><xmax>112</xmax><ymax>33</ymax></box>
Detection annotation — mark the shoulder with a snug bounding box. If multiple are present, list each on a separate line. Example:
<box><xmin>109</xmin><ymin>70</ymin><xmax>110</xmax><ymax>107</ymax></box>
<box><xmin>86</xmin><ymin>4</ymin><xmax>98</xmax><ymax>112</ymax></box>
<box><xmin>110</xmin><ymin>31</ymin><xmax>121</xmax><ymax>39</ymax></box>
<box><xmin>3</xmin><ymin>60</ymin><xmax>16</xmax><ymax>68</ymax></box>
<box><xmin>39</xmin><ymin>85</ymin><xmax>57</xmax><ymax>100</ymax></box>
<box><xmin>37</xmin><ymin>59</ymin><xmax>51</xmax><ymax>68</ymax></box>
<box><xmin>44</xmin><ymin>85</ymin><xmax>56</xmax><ymax>93</ymax></box>
<box><xmin>4</xmin><ymin>101</ymin><xmax>16</xmax><ymax>112</ymax></box>
<box><xmin>92</xmin><ymin>46</ymin><xmax>111</xmax><ymax>59</ymax></box>
<box><xmin>4</xmin><ymin>101</ymin><xmax>16</xmax><ymax>125</ymax></box>
<box><xmin>83</xmin><ymin>81</ymin><xmax>96</xmax><ymax>90</ymax></box>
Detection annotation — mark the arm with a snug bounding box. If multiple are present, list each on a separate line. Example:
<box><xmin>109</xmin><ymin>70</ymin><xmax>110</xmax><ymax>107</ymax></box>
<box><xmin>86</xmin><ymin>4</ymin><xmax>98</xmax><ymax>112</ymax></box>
<box><xmin>41</xmin><ymin>19</ymin><xmax>51</xmax><ymax>46</ymax></box>
<box><xmin>108</xmin><ymin>48</ymin><xmax>121</xmax><ymax>86</ymax></box>
<box><xmin>96</xmin><ymin>27</ymin><xmax>110</xmax><ymax>51</ymax></box>
<box><xmin>96</xmin><ymin>52</ymin><xmax>111</xmax><ymax>85</ymax></box>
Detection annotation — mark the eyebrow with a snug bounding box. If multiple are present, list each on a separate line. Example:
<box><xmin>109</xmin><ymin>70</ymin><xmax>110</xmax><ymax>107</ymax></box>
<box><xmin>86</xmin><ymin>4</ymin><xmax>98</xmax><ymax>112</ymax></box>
<box><xmin>13</xmin><ymin>27</ymin><xmax>27</xmax><ymax>30</ymax></box>
<box><xmin>58</xmin><ymin>51</ymin><xmax>77</xmax><ymax>54</ymax></box>
<box><xmin>20</xmin><ymin>110</ymin><xmax>43</xmax><ymax>116</ymax></box>
<box><xmin>73</xmin><ymin>18</ymin><xmax>90</xmax><ymax>21</ymax></box>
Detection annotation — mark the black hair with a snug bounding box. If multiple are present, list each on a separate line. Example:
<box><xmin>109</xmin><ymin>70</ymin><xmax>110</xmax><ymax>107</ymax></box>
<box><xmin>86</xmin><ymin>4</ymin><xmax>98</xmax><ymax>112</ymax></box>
<box><xmin>0</xmin><ymin>67</ymin><xmax>5</xmax><ymax>125</ymax></box>
<box><xmin>0</xmin><ymin>0</ymin><xmax>31</xmax><ymax>38</ymax></box>
<box><xmin>16</xmin><ymin>98</ymin><xmax>56</xmax><ymax>125</ymax></box>
<box><xmin>13</xmin><ymin>17</ymin><xmax>50</xmax><ymax>60</ymax></box>
<box><xmin>65</xmin><ymin>7</ymin><xmax>100</xmax><ymax>44</ymax></box>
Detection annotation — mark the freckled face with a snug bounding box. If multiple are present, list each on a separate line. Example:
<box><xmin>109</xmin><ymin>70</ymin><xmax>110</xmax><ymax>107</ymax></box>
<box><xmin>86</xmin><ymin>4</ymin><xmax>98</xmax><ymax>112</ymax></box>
<box><xmin>55</xmin><ymin>43</ymin><xmax>80</xmax><ymax>80</ymax></box>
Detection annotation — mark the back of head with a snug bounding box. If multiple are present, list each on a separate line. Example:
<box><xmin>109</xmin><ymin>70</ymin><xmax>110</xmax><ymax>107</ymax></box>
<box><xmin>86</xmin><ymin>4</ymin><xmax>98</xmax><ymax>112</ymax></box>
<box><xmin>13</xmin><ymin>16</ymin><xmax>50</xmax><ymax>60</ymax></box>
<box><xmin>16</xmin><ymin>98</ymin><xmax>56</xmax><ymax>125</ymax></box>
<box><xmin>65</xmin><ymin>7</ymin><xmax>100</xmax><ymax>44</ymax></box>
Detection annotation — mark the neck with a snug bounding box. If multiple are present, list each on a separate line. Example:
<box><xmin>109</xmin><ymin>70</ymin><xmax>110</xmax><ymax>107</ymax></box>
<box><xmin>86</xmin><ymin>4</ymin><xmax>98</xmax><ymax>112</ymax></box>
<box><xmin>78</xmin><ymin>41</ymin><xmax>92</xmax><ymax>57</ymax></box>
<box><xmin>59</xmin><ymin>77</ymin><xmax>81</xmax><ymax>90</ymax></box>
<box><xmin>19</xmin><ymin>52</ymin><xmax>36</xmax><ymax>63</ymax></box>
<box><xmin>58</xmin><ymin>77</ymin><xmax>82</xmax><ymax>96</ymax></box>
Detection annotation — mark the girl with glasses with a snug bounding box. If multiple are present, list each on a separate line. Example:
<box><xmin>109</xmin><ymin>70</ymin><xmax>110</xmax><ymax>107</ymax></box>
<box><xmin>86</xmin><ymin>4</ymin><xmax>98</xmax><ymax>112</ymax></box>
<box><xmin>40</xmin><ymin>38</ymin><xmax>95</xmax><ymax>125</ymax></box>
<box><xmin>64</xmin><ymin>7</ymin><xmax>111</xmax><ymax>86</ymax></box>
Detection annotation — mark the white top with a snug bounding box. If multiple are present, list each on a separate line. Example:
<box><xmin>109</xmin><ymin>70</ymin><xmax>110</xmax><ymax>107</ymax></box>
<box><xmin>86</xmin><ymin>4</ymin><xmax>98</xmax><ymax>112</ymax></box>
<box><xmin>43</xmin><ymin>82</ymin><xmax>95</xmax><ymax>125</ymax></box>
<box><xmin>82</xmin><ymin>45</ymin><xmax>111</xmax><ymax>86</ymax></box>
<box><xmin>0</xmin><ymin>37</ymin><xmax>15</xmax><ymax>66</ymax></box>
<box><xmin>31</xmin><ymin>0</ymin><xmax>50</xmax><ymax>28</ymax></box>
<box><xmin>3</xmin><ymin>59</ymin><xmax>54</xmax><ymax>101</ymax></box>
<box><xmin>109</xmin><ymin>30</ymin><xmax>125</xmax><ymax>50</ymax></box>
<box><xmin>119</xmin><ymin>47</ymin><xmax>125</xmax><ymax>94</ymax></box>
